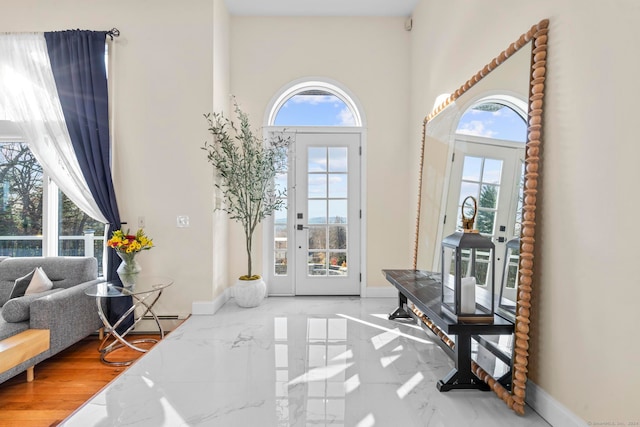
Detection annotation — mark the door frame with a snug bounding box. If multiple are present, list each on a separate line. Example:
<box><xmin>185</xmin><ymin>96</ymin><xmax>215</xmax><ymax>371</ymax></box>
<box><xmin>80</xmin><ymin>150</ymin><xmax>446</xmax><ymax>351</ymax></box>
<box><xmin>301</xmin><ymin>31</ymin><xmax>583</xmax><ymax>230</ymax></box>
<box><xmin>263</xmin><ymin>126</ymin><xmax>367</xmax><ymax>296</ymax></box>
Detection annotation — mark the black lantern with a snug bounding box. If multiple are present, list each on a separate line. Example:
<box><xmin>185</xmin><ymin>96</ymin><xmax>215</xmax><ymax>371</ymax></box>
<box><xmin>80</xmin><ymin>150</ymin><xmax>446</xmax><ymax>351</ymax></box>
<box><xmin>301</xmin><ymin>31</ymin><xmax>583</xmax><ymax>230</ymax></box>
<box><xmin>440</xmin><ymin>196</ymin><xmax>495</xmax><ymax>323</ymax></box>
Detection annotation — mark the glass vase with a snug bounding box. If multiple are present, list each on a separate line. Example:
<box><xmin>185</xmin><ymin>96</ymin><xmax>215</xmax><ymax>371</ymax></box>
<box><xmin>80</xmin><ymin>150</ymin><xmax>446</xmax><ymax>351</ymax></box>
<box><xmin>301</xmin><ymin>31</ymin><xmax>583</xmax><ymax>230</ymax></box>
<box><xmin>116</xmin><ymin>252</ymin><xmax>141</xmax><ymax>287</ymax></box>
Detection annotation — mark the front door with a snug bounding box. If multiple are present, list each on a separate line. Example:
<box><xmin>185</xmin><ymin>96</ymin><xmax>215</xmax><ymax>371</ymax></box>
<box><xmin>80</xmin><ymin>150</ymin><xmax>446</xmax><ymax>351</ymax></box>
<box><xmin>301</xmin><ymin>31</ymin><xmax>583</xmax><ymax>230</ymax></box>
<box><xmin>293</xmin><ymin>132</ymin><xmax>361</xmax><ymax>295</ymax></box>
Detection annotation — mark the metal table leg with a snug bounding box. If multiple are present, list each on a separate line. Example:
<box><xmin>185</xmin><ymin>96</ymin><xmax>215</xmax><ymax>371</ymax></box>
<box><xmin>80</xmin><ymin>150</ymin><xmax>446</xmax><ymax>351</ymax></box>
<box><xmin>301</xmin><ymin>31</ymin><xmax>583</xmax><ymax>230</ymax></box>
<box><xmin>95</xmin><ymin>289</ymin><xmax>165</xmax><ymax>366</ymax></box>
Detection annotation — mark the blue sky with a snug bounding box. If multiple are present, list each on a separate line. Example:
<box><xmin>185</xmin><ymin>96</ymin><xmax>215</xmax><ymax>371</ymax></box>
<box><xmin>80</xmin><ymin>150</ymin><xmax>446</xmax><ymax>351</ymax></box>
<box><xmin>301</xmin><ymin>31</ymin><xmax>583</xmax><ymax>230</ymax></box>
<box><xmin>274</xmin><ymin>95</ymin><xmax>355</xmax><ymax>126</ymax></box>
<box><xmin>456</xmin><ymin>106</ymin><xmax>526</xmax><ymax>142</ymax></box>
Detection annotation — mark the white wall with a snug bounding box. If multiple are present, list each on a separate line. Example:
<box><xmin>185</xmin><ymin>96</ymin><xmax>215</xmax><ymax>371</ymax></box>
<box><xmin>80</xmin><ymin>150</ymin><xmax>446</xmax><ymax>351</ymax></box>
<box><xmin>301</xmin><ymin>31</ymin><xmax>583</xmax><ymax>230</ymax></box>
<box><xmin>229</xmin><ymin>16</ymin><xmax>413</xmax><ymax>289</ymax></box>
<box><xmin>0</xmin><ymin>0</ymin><xmax>219</xmax><ymax>317</ymax></box>
<box><xmin>211</xmin><ymin>0</ymin><xmax>231</xmax><ymax>299</ymax></box>
<box><xmin>411</xmin><ymin>0</ymin><xmax>640</xmax><ymax>422</ymax></box>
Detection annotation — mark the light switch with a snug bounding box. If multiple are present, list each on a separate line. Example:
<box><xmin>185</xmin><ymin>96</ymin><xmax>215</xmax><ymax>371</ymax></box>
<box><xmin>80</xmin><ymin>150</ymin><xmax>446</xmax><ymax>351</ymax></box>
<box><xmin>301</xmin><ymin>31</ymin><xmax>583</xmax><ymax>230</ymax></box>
<box><xmin>177</xmin><ymin>215</ymin><xmax>190</xmax><ymax>228</ymax></box>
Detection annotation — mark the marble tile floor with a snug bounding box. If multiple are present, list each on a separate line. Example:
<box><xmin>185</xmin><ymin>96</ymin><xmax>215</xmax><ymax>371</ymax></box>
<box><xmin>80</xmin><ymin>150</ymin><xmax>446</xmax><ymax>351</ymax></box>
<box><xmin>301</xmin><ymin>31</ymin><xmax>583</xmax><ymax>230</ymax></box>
<box><xmin>61</xmin><ymin>297</ymin><xmax>551</xmax><ymax>427</ymax></box>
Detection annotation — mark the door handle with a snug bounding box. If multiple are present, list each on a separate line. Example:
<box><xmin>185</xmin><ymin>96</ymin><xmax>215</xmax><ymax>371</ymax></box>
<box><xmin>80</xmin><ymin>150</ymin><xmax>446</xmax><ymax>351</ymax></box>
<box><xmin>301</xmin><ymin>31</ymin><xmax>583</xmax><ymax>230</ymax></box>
<box><xmin>297</xmin><ymin>224</ymin><xmax>309</xmax><ymax>231</ymax></box>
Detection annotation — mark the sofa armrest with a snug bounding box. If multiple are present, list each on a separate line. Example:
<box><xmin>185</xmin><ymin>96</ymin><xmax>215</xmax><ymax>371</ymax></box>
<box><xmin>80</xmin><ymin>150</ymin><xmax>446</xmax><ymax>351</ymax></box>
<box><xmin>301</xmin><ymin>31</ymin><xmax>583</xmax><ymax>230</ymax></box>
<box><xmin>29</xmin><ymin>279</ymin><xmax>103</xmax><ymax>356</ymax></box>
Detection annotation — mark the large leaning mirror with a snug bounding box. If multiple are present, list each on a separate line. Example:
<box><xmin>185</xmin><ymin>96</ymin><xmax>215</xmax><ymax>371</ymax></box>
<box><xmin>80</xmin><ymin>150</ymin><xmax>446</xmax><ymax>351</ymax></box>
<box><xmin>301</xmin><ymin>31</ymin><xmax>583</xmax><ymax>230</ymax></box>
<box><xmin>412</xmin><ymin>20</ymin><xmax>548</xmax><ymax>414</ymax></box>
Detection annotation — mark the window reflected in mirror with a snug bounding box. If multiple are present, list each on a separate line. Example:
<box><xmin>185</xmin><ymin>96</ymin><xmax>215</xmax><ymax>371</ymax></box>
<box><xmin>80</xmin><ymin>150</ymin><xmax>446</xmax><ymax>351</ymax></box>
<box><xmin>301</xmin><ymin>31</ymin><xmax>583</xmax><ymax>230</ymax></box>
<box><xmin>457</xmin><ymin>102</ymin><xmax>527</xmax><ymax>143</ymax></box>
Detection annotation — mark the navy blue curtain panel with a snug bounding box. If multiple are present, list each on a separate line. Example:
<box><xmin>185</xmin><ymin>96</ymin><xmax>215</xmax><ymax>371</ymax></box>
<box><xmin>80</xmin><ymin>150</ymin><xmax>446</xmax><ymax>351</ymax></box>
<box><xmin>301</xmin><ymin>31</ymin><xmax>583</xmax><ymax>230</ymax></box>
<box><xmin>44</xmin><ymin>30</ymin><xmax>131</xmax><ymax>332</ymax></box>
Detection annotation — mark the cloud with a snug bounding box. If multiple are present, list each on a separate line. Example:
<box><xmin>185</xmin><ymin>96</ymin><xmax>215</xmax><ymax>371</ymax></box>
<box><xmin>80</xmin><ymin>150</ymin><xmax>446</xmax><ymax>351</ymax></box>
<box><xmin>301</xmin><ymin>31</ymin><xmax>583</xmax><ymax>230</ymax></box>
<box><xmin>456</xmin><ymin>120</ymin><xmax>498</xmax><ymax>138</ymax></box>
<box><xmin>289</xmin><ymin>94</ymin><xmax>339</xmax><ymax>105</ymax></box>
<box><xmin>338</xmin><ymin>107</ymin><xmax>356</xmax><ymax>126</ymax></box>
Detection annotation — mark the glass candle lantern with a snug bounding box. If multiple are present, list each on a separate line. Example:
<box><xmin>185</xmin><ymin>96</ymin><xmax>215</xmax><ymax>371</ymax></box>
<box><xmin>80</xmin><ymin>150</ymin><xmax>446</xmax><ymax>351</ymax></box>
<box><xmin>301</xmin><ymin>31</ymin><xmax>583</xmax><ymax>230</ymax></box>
<box><xmin>440</xmin><ymin>196</ymin><xmax>495</xmax><ymax>323</ymax></box>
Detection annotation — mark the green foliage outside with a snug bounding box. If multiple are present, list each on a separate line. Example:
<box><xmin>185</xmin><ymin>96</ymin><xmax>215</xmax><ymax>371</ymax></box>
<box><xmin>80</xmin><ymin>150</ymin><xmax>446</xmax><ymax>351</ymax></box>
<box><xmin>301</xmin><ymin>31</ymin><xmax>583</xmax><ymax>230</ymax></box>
<box><xmin>476</xmin><ymin>184</ymin><xmax>497</xmax><ymax>235</ymax></box>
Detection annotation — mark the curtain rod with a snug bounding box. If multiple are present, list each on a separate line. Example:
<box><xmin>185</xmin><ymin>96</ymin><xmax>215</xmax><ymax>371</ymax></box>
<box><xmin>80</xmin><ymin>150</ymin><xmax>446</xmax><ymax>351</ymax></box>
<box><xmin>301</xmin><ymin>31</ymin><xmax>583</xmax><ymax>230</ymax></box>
<box><xmin>106</xmin><ymin>28</ymin><xmax>120</xmax><ymax>40</ymax></box>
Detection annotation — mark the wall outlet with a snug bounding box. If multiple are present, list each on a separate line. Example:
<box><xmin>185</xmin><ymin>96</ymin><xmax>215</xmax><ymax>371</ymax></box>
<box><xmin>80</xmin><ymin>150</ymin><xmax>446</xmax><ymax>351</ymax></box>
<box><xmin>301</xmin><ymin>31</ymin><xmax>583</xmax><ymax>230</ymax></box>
<box><xmin>177</xmin><ymin>215</ymin><xmax>190</xmax><ymax>228</ymax></box>
<box><xmin>138</xmin><ymin>216</ymin><xmax>145</xmax><ymax>228</ymax></box>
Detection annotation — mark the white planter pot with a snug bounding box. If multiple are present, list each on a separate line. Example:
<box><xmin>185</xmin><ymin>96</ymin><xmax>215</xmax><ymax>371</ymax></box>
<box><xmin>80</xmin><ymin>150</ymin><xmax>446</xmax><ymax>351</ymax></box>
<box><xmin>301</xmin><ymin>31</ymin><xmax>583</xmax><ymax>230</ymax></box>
<box><xmin>234</xmin><ymin>277</ymin><xmax>266</xmax><ymax>308</ymax></box>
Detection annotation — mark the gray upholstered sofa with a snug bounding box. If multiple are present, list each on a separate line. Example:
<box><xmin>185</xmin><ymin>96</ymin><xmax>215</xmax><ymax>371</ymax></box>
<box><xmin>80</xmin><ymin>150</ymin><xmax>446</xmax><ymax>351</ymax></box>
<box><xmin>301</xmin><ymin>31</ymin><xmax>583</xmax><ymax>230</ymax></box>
<box><xmin>0</xmin><ymin>256</ymin><xmax>103</xmax><ymax>384</ymax></box>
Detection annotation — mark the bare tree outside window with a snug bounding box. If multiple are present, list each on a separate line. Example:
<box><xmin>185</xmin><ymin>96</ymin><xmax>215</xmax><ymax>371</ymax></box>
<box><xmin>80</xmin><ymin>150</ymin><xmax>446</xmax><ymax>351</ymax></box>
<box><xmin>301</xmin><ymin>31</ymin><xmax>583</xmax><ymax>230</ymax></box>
<box><xmin>0</xmin><ymin>142</ymin><xmax>104</xmax><ymax>270</ymax></box>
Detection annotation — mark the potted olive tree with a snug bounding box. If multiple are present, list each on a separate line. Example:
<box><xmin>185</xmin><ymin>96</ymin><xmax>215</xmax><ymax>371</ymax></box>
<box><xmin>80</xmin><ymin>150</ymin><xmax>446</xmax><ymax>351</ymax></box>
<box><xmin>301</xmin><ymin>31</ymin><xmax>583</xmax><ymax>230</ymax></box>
<box><xmin>202</xmin><ymin>100</ymin><xmax>289</xmax><ymax>307</ymax></box>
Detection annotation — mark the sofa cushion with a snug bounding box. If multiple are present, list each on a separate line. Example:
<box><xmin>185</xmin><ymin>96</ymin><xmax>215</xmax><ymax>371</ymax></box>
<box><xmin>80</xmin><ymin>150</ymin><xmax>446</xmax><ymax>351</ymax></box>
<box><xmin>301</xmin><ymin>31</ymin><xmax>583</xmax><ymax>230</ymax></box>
<box><xmin>9</xmin><ymin>268</ymin><xmax>36</xmax><ymax>299</ymax></box>
<box><xmin>25</xmin><ymin>267</ymin><xmax>53</xmax><ymax>295</ymax></box>
<box><xmin>1</xmin><ymin>289</ymin><xmax>63</xmax><ymax>323</ymax></box>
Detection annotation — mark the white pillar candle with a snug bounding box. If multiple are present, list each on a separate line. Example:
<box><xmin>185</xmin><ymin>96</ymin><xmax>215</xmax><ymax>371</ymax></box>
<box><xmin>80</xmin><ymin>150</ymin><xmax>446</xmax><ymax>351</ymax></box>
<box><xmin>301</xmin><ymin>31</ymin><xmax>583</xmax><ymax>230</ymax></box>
<box><xmin>460</xmin><ymin>277</ymin><xmax>476</xmax><ymax>314</ymax></box>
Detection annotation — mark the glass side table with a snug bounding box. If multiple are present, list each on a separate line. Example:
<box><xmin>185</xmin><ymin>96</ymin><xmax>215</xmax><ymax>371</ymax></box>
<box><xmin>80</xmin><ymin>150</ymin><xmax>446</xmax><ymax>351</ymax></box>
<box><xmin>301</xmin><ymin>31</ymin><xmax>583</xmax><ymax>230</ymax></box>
<box><xmin>85</xmin><ymin>276</ymin><xmax>173</xmax><ymax>366</ymax></box>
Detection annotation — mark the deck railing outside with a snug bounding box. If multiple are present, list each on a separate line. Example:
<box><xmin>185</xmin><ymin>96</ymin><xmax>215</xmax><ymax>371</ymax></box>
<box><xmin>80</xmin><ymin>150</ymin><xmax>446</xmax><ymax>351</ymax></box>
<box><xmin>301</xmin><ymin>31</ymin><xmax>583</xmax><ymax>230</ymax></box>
<box><xmin>0</xmin><ymin>231</ymin><xmax>104</xmax><ymax>272</ymax></box>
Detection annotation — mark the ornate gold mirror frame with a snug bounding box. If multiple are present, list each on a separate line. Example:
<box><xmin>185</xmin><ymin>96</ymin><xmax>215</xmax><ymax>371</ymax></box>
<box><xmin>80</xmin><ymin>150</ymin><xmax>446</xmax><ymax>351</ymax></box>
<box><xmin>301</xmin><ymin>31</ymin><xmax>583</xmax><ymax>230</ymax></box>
<box><xmin>412</xmin><ymin>19</ymin><xmax>548</xmax><ymax>414</ymax></box>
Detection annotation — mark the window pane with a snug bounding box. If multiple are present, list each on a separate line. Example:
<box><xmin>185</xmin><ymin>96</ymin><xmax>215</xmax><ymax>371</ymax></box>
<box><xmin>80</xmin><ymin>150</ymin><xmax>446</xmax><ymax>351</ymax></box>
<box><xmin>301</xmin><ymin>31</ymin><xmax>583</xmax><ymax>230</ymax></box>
<box><xmin>274</xmin><ymin>226</ymin><xmax>287</xmax><ymax>249</ymax></box>
<box><xmin>462</xmin><ymin>157</ymin><xmax>482</xmax><ymax>181</ymax></box>
<box><xmin>479</xmin><ymin>185</ymin><xmax>498</xmax><ymax>209</ymax></box>
<box><xmin>329</xmin><ymin>252</ymin><xmax>347</xmax><ymax>276</ymax></box>
<box><xmin>514</xmin><ymin>162</ymin><xmax>525</xmax><ymax>236</ymax></box>
<box><xmin>482</xmin><ymin>159</ymin><xmax>503</xmax><ymax>184</ymax></box>
<box><xmin>308</xmin><ymin>174</ymin><xmax>327</xmax><ymax>198</ymax></box>
<box><xmin>308</xmin><ymin>251</ymin><xmax>327</xmax><ymax>276</ymax></box>
<box><xmin>0</xmin><ymin>142</ymin><xmax>43</xmax><ymax>256</ymax></box>
<box><xmin>308</xmin><ymin>147</ymin><xmax>326</xmax><ymax>172</ymax></box>
<box><xmin>328</xmin><ymin>200</ymin><xmax>347</xmax><ymax>224</ymax></box>
<box><xmin>476</xmin><ymin>210</ymin><xmax>495</xmax><ymax>235</ymax></box>
<box><xmin>474</xmin><ymin>249</ymin><xmax>492</xmax><ymax>286</ymax></box>
<box><xmin>328</xmin><ymin>174</ymin><xmax>347</xmax><ymax>198</ymax></box>
<box><xmin>459</xmin><ymin>182</ymin><xmax>479</xmax><ymax>204</ymax></box>
<box><xmin>308</xmin><ymin>226</ymin><xmax>326</xmax><ymax>250</ymax></box>
<box><xmin>274</xmin><ymin>93</ymin><xmax>356</xmax><ymax>126</ymax></box>
<box><xmin>59</xmin><ymin>190</ymin><xmax>105</xmax><ymax>273</ymax></box>
<box><xmin>328</xmin><ymin>226</ymin><xmax>347</xmax><ymax>250</ymax></box>
<box><xmin>274</xmin><ymin>172</ymin><xmax>287</xmax><ymax>193</ymax></box>
<box><xmin>275</xmin><ymin>251</ymin><xmax>287</xmax><ymax>276</ymax></box>
<box><xmin>274</xmin><ymin>204</ymin><xmax>287</xmax><ymax>223</ymax></box>
<box><xmin>328</xmin><ymin>147</ymin><xmax>348</xmax><ymax>172</ymax></box>
<box><xmin>308</xmin><ymin>200</ymin><xmax>327</xmax><ymax>224</ymax></box>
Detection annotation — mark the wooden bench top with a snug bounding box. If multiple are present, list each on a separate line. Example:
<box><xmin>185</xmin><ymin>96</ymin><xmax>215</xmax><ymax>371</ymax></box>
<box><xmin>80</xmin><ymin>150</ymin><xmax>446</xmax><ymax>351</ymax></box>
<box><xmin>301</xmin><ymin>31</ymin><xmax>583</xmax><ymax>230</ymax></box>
<box><xmin>0</xmin><ymin>329</ymin><xmax>50</xmax><ymax>378</ymax></box>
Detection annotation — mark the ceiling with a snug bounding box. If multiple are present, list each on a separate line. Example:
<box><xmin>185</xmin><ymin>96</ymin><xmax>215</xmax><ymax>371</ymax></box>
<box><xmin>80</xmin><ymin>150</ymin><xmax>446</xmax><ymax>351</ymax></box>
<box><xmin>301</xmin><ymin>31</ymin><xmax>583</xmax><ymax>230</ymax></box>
<box><xmin>224</xmin><ymin>0</ymin><xmax>419</xmax><ymax>17</ymax></box>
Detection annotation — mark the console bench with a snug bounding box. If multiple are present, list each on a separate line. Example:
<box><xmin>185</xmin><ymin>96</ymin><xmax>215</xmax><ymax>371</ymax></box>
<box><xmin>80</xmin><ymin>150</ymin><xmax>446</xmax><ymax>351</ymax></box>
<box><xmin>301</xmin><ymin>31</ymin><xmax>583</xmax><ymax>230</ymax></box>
<box><xmin>384</xmin><ymin>269</ymin><xmax>514</xmax><ymax>391</ymax></box>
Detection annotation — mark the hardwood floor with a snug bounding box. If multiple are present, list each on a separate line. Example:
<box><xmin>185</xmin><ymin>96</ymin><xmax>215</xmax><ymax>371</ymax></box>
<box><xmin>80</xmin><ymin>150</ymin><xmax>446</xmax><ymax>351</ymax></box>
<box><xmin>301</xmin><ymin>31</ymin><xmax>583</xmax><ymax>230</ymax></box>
<box><xmin>0</xmin><ymin>333</ymin><xmax>161</xmax><ymax>427</ymax></box>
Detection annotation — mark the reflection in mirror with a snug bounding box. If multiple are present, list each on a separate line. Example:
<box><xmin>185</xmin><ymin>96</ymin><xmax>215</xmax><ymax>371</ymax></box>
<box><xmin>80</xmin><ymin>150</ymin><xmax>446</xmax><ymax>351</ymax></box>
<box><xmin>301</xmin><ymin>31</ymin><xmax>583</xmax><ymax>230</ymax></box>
<box><xmin>411</xmin><ymin>19</ymin><xmax>548</xmax><ymax>414</ymax></box>
<box><xmin>498</xmin><ymin>237</ymin><xmax>520</xmax><ymax>319</ymax></box>
<box><xmin>416</xmin><ymin>45</ymin><xmax>531</xmax><ymax>272</ymax></box>
<box><xmin>448</xmin><ymin>99</ymin><xmax>527</xmax><ymax>321</ymax></box>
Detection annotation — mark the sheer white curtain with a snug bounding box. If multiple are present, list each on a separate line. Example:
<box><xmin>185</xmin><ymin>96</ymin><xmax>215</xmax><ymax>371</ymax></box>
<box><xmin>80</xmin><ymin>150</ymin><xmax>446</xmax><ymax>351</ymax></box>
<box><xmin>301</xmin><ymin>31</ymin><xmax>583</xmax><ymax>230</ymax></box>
<box><xmin>0</xmin><ymin>33</ymin><xmax>107</xmax><ymax>224</ymax></box>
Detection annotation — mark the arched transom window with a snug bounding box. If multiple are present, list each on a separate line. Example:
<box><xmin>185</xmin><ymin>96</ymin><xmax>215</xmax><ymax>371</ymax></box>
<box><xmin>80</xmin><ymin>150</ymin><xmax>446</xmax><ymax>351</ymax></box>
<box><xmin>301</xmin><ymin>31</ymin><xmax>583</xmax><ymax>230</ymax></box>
<box><xmin>268</xmin><ymin>81</ymin><xmax>362</xmax><ymax>127</ymax></box>
<box><xmin>456</xmin><ymin>100</ymin><xmax>527</xmax><ymax>143</ymax></box>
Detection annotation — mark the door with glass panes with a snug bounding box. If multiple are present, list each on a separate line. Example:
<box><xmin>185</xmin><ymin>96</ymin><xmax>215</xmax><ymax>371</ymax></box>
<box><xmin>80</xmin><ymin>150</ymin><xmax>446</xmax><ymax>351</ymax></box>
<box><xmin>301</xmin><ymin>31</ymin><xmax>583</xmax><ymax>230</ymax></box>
<box><xmin>267</xmin><ymin>131</ymin><xmax>361</xmax><ymax>295</ymax></box>
<box><xmin>293</xmin><ymin>132</ymin><xmax>360</xmax><ymax>295</ymax></box>
<box><xmin>443</xmin><ymin>136</ymin><xmax>524</xmax><ymax>291</ymax></box>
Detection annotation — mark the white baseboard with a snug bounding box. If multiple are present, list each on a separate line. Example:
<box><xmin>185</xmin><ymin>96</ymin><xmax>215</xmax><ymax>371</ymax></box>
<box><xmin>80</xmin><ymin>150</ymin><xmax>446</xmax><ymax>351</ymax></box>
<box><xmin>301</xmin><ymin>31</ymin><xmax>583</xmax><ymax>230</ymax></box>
<box><xmin>191</xmin><ymin>288</ymin><xmax>230</xmax><ymax>315</ymax></box>
<box><xmin>526</xmin><ymin>380</ymin><xmax>587</xmax><ymax>427</ymax></box>
<box><xmin>364</xmin><ymin>286</ymin><xmax>397</xmax><ymax>298</ymax></box>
